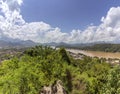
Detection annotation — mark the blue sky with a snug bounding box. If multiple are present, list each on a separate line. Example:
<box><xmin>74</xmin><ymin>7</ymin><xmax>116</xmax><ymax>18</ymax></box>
<box><xmin>0</xmin><ymin>0</ymin><xmax>120</xmax><ymax>43</ymax></box>
<box><xmin>21</xmin><ymin>0</ymin><xmax>120</xmax><ymax>32</ymax></box>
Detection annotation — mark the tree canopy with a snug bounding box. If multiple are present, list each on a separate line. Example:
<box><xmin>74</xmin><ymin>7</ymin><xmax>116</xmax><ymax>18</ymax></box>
<box><xmin>0</xmin><ymin>46</ymin><xmax>119</xmax><ymax>94</ymax></box>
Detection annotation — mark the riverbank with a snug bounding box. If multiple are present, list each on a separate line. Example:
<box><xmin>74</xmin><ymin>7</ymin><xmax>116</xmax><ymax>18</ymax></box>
<box><xmin>66</xmin><ymin>48</ymin><xmax>120</xmax><ymax>59</ymax></box>
<box><xmin>66</xmin><ymin>48</ymin><xmax>120</xmax><ymax>65</ymax></box>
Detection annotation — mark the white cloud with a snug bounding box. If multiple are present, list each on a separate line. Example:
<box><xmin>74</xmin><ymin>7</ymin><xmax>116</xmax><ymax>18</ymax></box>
<box><xmin>68</xmin><ymin>6</ymin><xmax>120</xmax><ymax>43</ymax></box>
<box><xmin>0</xmin><ymin>0</ymin><xmax>120</xmax><ymax>43</ymax></box>
<box><xmin>96</xmin><ymin>7</ymin><xmax>120</xmax><ymax>42</ymax></box>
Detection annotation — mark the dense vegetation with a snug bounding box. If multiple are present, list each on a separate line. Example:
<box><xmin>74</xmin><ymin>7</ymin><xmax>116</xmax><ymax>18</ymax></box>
<box><xmin>0</xmin><ymin>46</ymin><xmax>120</xmax><ymax>94</ymax></box>
<box><xmin>80</xmin><ymin>44</ymin><xmax>120</xmax><ymax>52</ymax></box>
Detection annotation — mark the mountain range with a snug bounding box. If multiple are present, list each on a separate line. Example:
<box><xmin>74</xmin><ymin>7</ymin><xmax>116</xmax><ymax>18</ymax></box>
<box><xmin>0</xmin><ymin>38</ymin><xmax>118</xmax><ymax>49</ymax></box>
<box><xmin>0</xmin><ymin>39</ymin><xmax>37</xmax><ymax>48</ymax></box>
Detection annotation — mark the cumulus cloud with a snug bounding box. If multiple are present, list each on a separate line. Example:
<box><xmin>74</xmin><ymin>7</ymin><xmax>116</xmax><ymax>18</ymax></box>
<box><xmin>67</xmin><ymin>6</ymin><xmax>120</xmax><ymax>43</ymax></box>
<box><xmin>0</xmin><ymin>0</ymin><xmax>120</xmax><ymax>43</ymax></box>
<box><xmin>96</xmin><ymin>7</ymin><xmax>120</xmax><ymax>42</ymax></box>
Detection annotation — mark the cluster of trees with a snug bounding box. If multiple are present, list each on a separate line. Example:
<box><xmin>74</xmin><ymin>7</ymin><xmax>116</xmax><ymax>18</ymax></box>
<box><xmin>80</xmin><ymin>44</ymin><xmax>120</xmax><ymax>52</ymax></box>
<box><xmin>0</xmin><ymin>46</ymin><xmax>120</xmax><ymax>94</ymax></box>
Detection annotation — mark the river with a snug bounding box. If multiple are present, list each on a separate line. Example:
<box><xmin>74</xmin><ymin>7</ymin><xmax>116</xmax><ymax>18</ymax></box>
<box><xmin>66</xmin><ymin>49</ymin><xmax>120</xmax><ymax>59</ymax></box>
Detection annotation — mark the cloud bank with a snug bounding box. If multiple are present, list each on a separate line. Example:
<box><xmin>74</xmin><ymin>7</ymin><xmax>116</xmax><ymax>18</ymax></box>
<box><xmin>0</xmin><ymin>0</ymin><xmax>120</xmax><ymax>43</ymax></box>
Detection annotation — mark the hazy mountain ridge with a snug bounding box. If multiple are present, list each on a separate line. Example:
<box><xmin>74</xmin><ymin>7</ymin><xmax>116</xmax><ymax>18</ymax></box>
<box><xmin>42</xmin><ymin>42</ymin><xmax>94</xmax><ymax>47</ymax></box>
<box><xmin>45</xmin><ymin>42</ymin><xmax>120</xmax><ymax>52</ymax></box>
<box><xmin>0</xmin><ymin>39</ymin><xmax>37</xmax><ymax>48</ymax></box>
<box><xmin>0</xmin><ymin>38</ymin><xmax>120</xmax><ymax>51</ymax></box>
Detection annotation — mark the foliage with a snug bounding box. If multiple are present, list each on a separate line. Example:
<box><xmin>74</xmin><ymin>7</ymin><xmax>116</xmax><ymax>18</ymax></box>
<box><xmin>100</xmin><ymin>65</ymin><xmax>120</xmax><ymax>94</ymax></box>
<box><xmin>80</xmin><ymin>43</ymin><xmax>120</xmax><ymax>52</ymax></box>
<box><xmin>0</xmin><ymin>45</ymin><xmax>117</xmax><ymax>94</ymax></box>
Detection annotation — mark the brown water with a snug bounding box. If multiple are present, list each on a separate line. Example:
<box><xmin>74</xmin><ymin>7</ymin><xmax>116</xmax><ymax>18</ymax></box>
<box><xmin>66</xmin><ymin>49</ymin><xmax>120</xmax><ymax>59</ymax></box>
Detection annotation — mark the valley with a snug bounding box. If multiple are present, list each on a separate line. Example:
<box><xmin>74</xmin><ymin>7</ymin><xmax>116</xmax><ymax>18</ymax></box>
<box><xmin>66</xmin><ymin>48</ymin><xmax>120</xmax><ymax>59</ymax></box>
<box><xmin>67</xmin><ymin>48</ymin><xmax>120</xmax><ymax>65</ymax></box>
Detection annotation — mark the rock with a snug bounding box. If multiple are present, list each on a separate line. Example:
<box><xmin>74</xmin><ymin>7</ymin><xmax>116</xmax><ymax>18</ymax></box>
<box><xmin>40</xmin><ymin>80</ymin><xmax>67</xmax><ymax>94</ymax></box>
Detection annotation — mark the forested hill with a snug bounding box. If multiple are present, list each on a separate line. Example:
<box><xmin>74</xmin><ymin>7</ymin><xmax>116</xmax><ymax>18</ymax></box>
<box><xmin>0</xmin><ymin>46</ymin><xmax>120</xmax><ymax>94</ymax></box>
<box><xmin>56</xmin><ymin>43</ymin><xmax>120</xmax><ymax>52</ymax></box>
<box><xmin>80</xmin><ymin>44</ymin><xmax>120</xmax><ymax>52</ymax></box>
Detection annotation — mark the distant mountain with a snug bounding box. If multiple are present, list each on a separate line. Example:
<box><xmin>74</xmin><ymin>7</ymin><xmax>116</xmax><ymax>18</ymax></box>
<box><xmin>42</xmin><ymin>42</ymin><xmax>70</xmax><ymax>46</ymax></box>
<box><xmin>0</xmin><ymin>39</ymin><xmax>37</xmax><ymax>48</ymax></box>
<box><xmin>49</xmin><ymin>41</ymin><xmax>120</xmax><ymax>52</ymax></box>
<box><xmin>42</xmin><ymin>42</ymin><xmax>58</xmax><ymax>46</ymax></box>
<box><xmin>15</xmin><ymin>40</ymin><xmax>37</xmax><ymax>47</ymax></box>
<box><xmin>42</xmin><ymin>42</ymin><xmax>95</xmax><ymax>48</ymax></box>
<box><xmin>1</xmin><ymin>38</ymin><xmax>119</xmax><ymax>49</ymax></box>
<box><xmin>0</xmin><ymin>40</ymin><xmax>12</xmax><ymax>48</ymax></box>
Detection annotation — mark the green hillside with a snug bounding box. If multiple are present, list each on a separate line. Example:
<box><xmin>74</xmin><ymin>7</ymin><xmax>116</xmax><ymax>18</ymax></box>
<box><xmin>80</xmin><ymin>44</ymin><xmax>120</xmax><ymax>52</ymax></box>
<box><xmin>0</xmin><ymin>46</ymin><xmax>120</xmax><ymax>94</ymax></box>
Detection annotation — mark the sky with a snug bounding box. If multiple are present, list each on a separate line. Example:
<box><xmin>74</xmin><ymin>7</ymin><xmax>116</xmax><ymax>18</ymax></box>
<box><xmin>21</xmin><ymin>0</ymin><xmax>120</xmax><ymax>31</ymax></box>
<box><xmin>0</xmin><ymin>0</ymin><xmax>120</xmax><ymax>43</ymax></box>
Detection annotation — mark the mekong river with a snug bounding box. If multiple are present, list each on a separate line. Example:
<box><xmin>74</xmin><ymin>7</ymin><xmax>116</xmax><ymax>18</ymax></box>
<box><xmin>66</xmin><ymin>49</ymin><xmax>120</xmax><ymax>59</ymax></box>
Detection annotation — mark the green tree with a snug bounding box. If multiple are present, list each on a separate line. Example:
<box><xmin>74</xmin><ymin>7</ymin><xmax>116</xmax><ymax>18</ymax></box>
<box><xmin>100</xmin><ymin>66</ymin><xmax>120</xmax><ymax>94</ymax></box>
